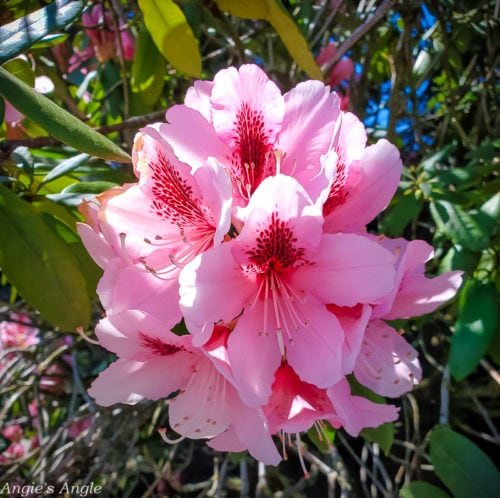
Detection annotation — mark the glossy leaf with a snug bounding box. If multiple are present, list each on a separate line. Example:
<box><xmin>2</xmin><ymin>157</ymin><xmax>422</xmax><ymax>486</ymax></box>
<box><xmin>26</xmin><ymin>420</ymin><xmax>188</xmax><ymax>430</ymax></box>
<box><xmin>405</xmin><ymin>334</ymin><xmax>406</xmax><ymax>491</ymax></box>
<box><xmin>0</xmin><ymin>0</ymin><xmax>83</xmax><ymax>65</ymax></box>
<box><xmin>138</xmin><ymin>0</ymin><xmax>201</xmax><ymax>77</ymax></box>
<box><xmin>131</xmin><ymin>26</ymin><xmax>166</xmax><ymax>106</ymax></box>
<box><xmin>266</xmin><ymin>0</ymin><xmax>322</xmax><ymax>80</ymax></box>
<box><xmin>400</xmin><ymin>481</ymin><xmax>450</xmax><ymax>498</ymax></box>
<box><xmin>214</xmin><ymin>0</ymin><xmax>322</xmax><ymax>80</ymax></box>
<box><xmin>0</xmin><ymin>68</ymin><xmax>131</xmax><ymax>163</ymax></box>
<box><xmin>449</xmin><ymin>279</ymin><xmax>498</xmax><ymax>380</ymax></box>
<box><xmin>380</xmin><ymin>191</ymin><xmax>423</xmax><ymax>236</ymax></box>
<box><xmin>40</xmin><ymin>153</ymin><xmax>90</xmax><ymax>186</ymax></box>
<box><xmin>215</xmin><ymin>0</ymin><xmax>268</xmax><ymax>18</ymax></box>
<box><xmin>430</xmin><ymin>200</ymin><xmax>490</xmax><ymax>252</ymax></box>
<box><xmin>0</xmin><ymin>184</ymin><xmax>91</xmax><ymax>329</ymax></box>
<box><xmin>429</xmin><ymin>425</ymin><xmax>500</xmax><ymax>498</ymax></box>
<box><xmin>476</xmin><ymin>192</ymin><xmax>500</xmax><ymax>235</ymax></box>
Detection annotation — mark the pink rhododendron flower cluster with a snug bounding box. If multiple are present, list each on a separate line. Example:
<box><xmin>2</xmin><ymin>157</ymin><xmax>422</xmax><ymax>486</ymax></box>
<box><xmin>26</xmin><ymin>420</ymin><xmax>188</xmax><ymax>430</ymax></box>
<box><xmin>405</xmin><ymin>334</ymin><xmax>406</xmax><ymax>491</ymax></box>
<box><xmin>78</xmin><ymin>65</ymin><xmax>462</xmax><ymax>466</ymax></box>
<box><xmin>68</xmin><ymin>4</ymin><xmax>135</xmax><ymax>73</ymax></box>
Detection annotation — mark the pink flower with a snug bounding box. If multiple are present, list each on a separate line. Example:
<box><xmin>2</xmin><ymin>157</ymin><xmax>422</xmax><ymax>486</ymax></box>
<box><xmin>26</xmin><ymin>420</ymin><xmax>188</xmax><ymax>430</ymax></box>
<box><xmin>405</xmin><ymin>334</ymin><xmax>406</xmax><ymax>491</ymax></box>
<box><xmin>2</xmin><ymin>424</ymin><xmax>23</xmax><ymax>443</ymax></box>
<box><xmin>352</xmin><ymin>237</ymin><xmax>462</xmax><ymax>397</ymax></box>
<box><xmin>77</xmin><ymin>130</ymin><xmax>232</xmax><ymax>324</ymax></box>
<box><xmin>372</xmin><ymin>237</ymin><xmax>463</xmax><ymax>320</ymax></box>
<box><xmin>264</xmin><ymin>363</ymin><xmax>398</xmax><ymax>437</ymax></box>
<box><xmin>88</xmin><ymin>310</ymin><xmax>280</xmax><ymax>464</ymax></box>
<box><xmin>81</xmin><ymin>4</ymin><xmax>135</xmax><ymax>63</ymax></box>
<box><xmin>0</xmin><ymin>313</ymin><xmax>39</xmax><ymax>349</ymax></box>
<box><xmin>155</xmin><ymin>64</ymin><xmax>342</xmax><ymax>212</ymax></box>
<box><xmin>322</xmin><ymin>112</ymin><xmax>403</xmax><ymax>233</ymax></box>
<box><xmin>179</xmin><ymin>174</ymin><xmax>396</xmax><ymax>406</ymax></box>
<box><xmin>316</xmin><ymin>42</ymin><xmax>355</xmax><ymax>87</ymax></box>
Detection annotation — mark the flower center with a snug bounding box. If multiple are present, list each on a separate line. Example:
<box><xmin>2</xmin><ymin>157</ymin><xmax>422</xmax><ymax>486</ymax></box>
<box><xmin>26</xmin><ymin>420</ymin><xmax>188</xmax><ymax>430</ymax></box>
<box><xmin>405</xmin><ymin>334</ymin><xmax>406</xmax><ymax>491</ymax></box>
<box><xmin>231</xmin><ymin>102</ymin><xmax>275</xmax><ymax>200</ymax></box>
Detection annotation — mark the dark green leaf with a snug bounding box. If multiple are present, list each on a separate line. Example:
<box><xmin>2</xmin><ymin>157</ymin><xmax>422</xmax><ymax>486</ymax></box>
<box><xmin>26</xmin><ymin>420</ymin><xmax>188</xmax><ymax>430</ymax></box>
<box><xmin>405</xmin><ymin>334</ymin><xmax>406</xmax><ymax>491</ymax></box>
<box><xmin>476</xmin><ymin>193</ymin><xmax>500</xmax><ymax>236</ymax></box>
<box><xmin>0</xmin><ymin>67</ymin><xmax>131</xmax><ymax>163</ymax></box>
<box><xmin>0</xmin><ymin>183</ymin><xmax>91</xmax><ymax>329</ymax></box>
<box><xmin>430</xmin><ymin>200</ymin><xmax>490</xmax><ymax>252</ymax></box>
<box><xmin>380</xmin><ymin>192</ymin><xmax>423</xmax><ymax>236</ymax></box>
<box><xmin>361</xmin><ymin>422</ymin><xmax>394</xmax><ymax>455</ymax></box>
<box><xmin>429</xmin><ymin>425</ymin><xmax>500</xmax><ymax>498</ymax></box>
<box><xmin>0</xmin><ymin>0</ymin><xmax>83</xmax><ymax>65</ymax></box>
<box><xmin>400</xmin><ymin>481</ymin><xmax>450</xmax><ymax>498</ymax></box>
<box><xmin>449</xmin><ymin>279</ymin><xmax>498</xmax><ymax>380</ymax></box>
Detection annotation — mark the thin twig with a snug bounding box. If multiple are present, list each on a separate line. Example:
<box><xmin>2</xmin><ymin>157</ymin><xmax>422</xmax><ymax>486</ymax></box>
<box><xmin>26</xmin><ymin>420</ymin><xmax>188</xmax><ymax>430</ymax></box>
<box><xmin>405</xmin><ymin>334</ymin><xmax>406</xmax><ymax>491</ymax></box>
<box><xmin>323</xmin><ymin>0</ymin><xmax>397</xmax><ymax>73</ymax></box>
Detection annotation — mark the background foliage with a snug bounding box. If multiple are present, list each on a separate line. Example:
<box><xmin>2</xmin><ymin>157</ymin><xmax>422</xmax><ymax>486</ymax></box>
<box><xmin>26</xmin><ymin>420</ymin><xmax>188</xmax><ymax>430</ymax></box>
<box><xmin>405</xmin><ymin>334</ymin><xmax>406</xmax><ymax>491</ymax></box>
<box><xmin>0</xmin><ymin>0</ymin><xmax>498</xmax><ymax>496</ymax></box>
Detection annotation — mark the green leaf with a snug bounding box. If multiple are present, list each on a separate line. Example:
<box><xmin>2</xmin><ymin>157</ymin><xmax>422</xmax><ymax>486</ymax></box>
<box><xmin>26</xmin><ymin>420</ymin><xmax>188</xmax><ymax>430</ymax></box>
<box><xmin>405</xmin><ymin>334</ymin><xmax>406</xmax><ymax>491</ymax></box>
<box><xmin>361</xmin><ymin>422</ymin><xmax>394</xmax><ymax>455</ymax></box>
<box><xmin>40</xmin><ymin>153</ymin><xmax>90</xmax><ymax>186</ymax></box>
<box><xmin>131</xmin><ymin>26</ymin><xmax>166</xmax><ymax>105</ymax></box>
<box><xmin>380</xmin><ymin>192</ymin><xmax>423</xmax><ymax>236</ymax></box>
<box><xmin>138</xmin><ymin>0</ymin><xmax>201</xmax><ymax>77</ymax></box>
<box><xmin>449</xmin><ymin>279</ymin><xmax>498</xmax><ymax>380</ymax></box>
<box><xmin>214</xmin><ymin>0</ymin><xmax>322</xmax><ymax>79</ymax></box>
<box><xmin>2</xmin><ymin>58</ymin><xmax>34</xmax><ymax>86</ymax></box>
<box><xmin>430</xmin><ymin>200</ymin><xmax>490</xmax><ymax>252</ymax></box>
<box><xmin>215</xmin><ymin>0</ymin><xmax>269</xmax><ymax>18</ymax></box>
<box><xmin>429</xmin><ymin>425</ymin><xmax>500</xmax><ymax>498</ymax></box>
<box><xmin>0</xmin><ymin>184</ymin><xmax>91</xmax><ymax>329</ymax></box>
<box><xmin>40</xmin><ymin>211</ymin><xmax>102</xmax><ymax>300</ymax></box>
<box><xmin>438</xmin><ymin>245</ymin><xmax>478</xmax><ymax>275</ymax></box>
<box><xmin>266</xmin><ymin>0</ymin><xmax>322</xmax><ymax>80</ymax></box>
<box><xmin>476</xmin><ymin>193</ymin><xmax>500</xmax><ymax>236</ymax></box>
<box><xmin>0</xmin><ymin>68</ymin><xmax>131</xmax><ymax>163</ymax></box>
<box><xmin>400</xmin><ymin>481</ymin><xmax>450</xmax><ymax>498</ymax></box>
<box><xmin>0</xmin><ymin>0</ymin><xmax>84</xmax><ymax>65</ymax></box>
<box><xmin>307</xmin><ymin>421</ymin><xmax>335</xmax><ymax>454</ymax></box>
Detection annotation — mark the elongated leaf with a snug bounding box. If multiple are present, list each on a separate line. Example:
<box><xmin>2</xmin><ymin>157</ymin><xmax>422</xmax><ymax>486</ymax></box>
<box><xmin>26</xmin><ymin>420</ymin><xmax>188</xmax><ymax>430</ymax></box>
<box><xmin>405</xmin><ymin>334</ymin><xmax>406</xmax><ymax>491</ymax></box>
<box><xmin>449</xmin><ymin>279</ymin><xmax>498</xmax><ymax>380</ymax></box>
<box><xmin>40</xmin><ymin>153</ymin><xmax>90</xmax><ymax>186</ymax></box>
<box><xmin>215</xmin><ymin>0</ymin><xmax>269</xmax><ymax>18</ymax></box>
<box><xmin>0</xmin><ymin>68</ymin><xmax>131</xmax><ymax>163</ymax></box>
<box><xmin>214</xmin><ymin>0</ymin><xmax>321</xmax><ymax>79</ymax></box>
<box><xmin>400</xmin><ymin>481</ymin><xmax>450</xmax><ymax>498</ymax></box>
<box><xmin>266</xmin><ymin>0</ymin><xmax>322</xmax><ymax>80</ymax></box>
<box><xmin>0</xmin><ymin>184</ymin><xmax>91</xmax><ymax>329</ymax></box>
<box><xmin>429</xmin><ymin>425</ymin><xmax>500</xmax><ymax>498</ymax></box>
<box><xmin>131</xmin><ymin>26</ymin><xmax>166</xmax><ymax>105</ymax></box>
<box><xmin>0</xmin><ymin>0</ymin><xmax>83</xmax><ymax>65</ymax></box>
<box><xmin>138</xmin><ymin>0</ymin><xmax>201</xmax><ymax>77</ymax></box>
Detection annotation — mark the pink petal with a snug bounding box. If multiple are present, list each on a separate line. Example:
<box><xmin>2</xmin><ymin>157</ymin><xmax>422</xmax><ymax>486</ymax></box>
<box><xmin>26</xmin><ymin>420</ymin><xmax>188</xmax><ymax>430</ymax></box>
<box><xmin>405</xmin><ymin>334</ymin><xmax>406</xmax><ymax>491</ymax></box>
<box><xmin>278</xmin><ymin>81</ymin><xmax>340</xmax><ymax>191</ymax></box>
<box><xmin>88</xmin><ymin>357</ymin><xmax>192</xmax><ymax>406</ymax></box>
<box><xmin>284</xmin><ymin>299</ymin><xmax>345</xmax><ymax>389</ymax></box>
<box><xmin>98</xmin><ymin>262</ymin><xmax>182</xmax><ymax>326</ymax></box>
<box><xmin>76</xmin><ymin>222</ymin><xmax>114</xmax><ymax>269</ymax></box>
<box><xmin>327</xmin><ymin>303</ymin><xmax>372</xmax><ymax>374</ymax></box>
<box><xmin>169</xmin><ymin>359</ymin><xmax>231</xmax><ymax>438</ymax></box>
<box><xmin>325</xmin><ymin>138</ymin><xmax>401</xmax><ymax>232</ymax></box>
<box><xmin>291</xmin><ymin>233</ymin><xmax>396</xmax><ymax>306</ymax></box>
<box><xmin>227</xmin><ymin>301</ymin><xmax>283</xmax><ymax>406</ymax></box>
<box><xmin>385</xmin><ymin>270</ymin><xmax>463</xmax><ymax>319</ymax></box>
<box><xmin>161</xmin><ymin>105</ymin><xmax>230</xmax><ymax>171</ymax></box>
<box><xmin>265</xmin><ymin>363</ymin><xmax>336</xmax><ymax>434</ymax></box>
<box><xmin>95</xmin><ymin>309</ymin><xmax>191</xmax><ymax>361</ymax></box>
<box><xmin>327</xmin><ymin>378</ymin><xmax>399</xmax><ymax>436</ymax></box>
<box><xmin>210</xmin><ymin>64</ymin><xmax>284</xmax><ymax>146</ymax></box>
<box><xmin>354</xmin><ymin>320</ymin><xmax>422</xmax><ymax>397</ymax></box>
<box><xmin>184</xmin><ymin>79</ymin><xmax>215</xmax><ymax>120</ymax></box>
<box><xmin>179</xmin><ymin>242</ymin><xmax>254</xmax><ymax>343</ymax></box>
